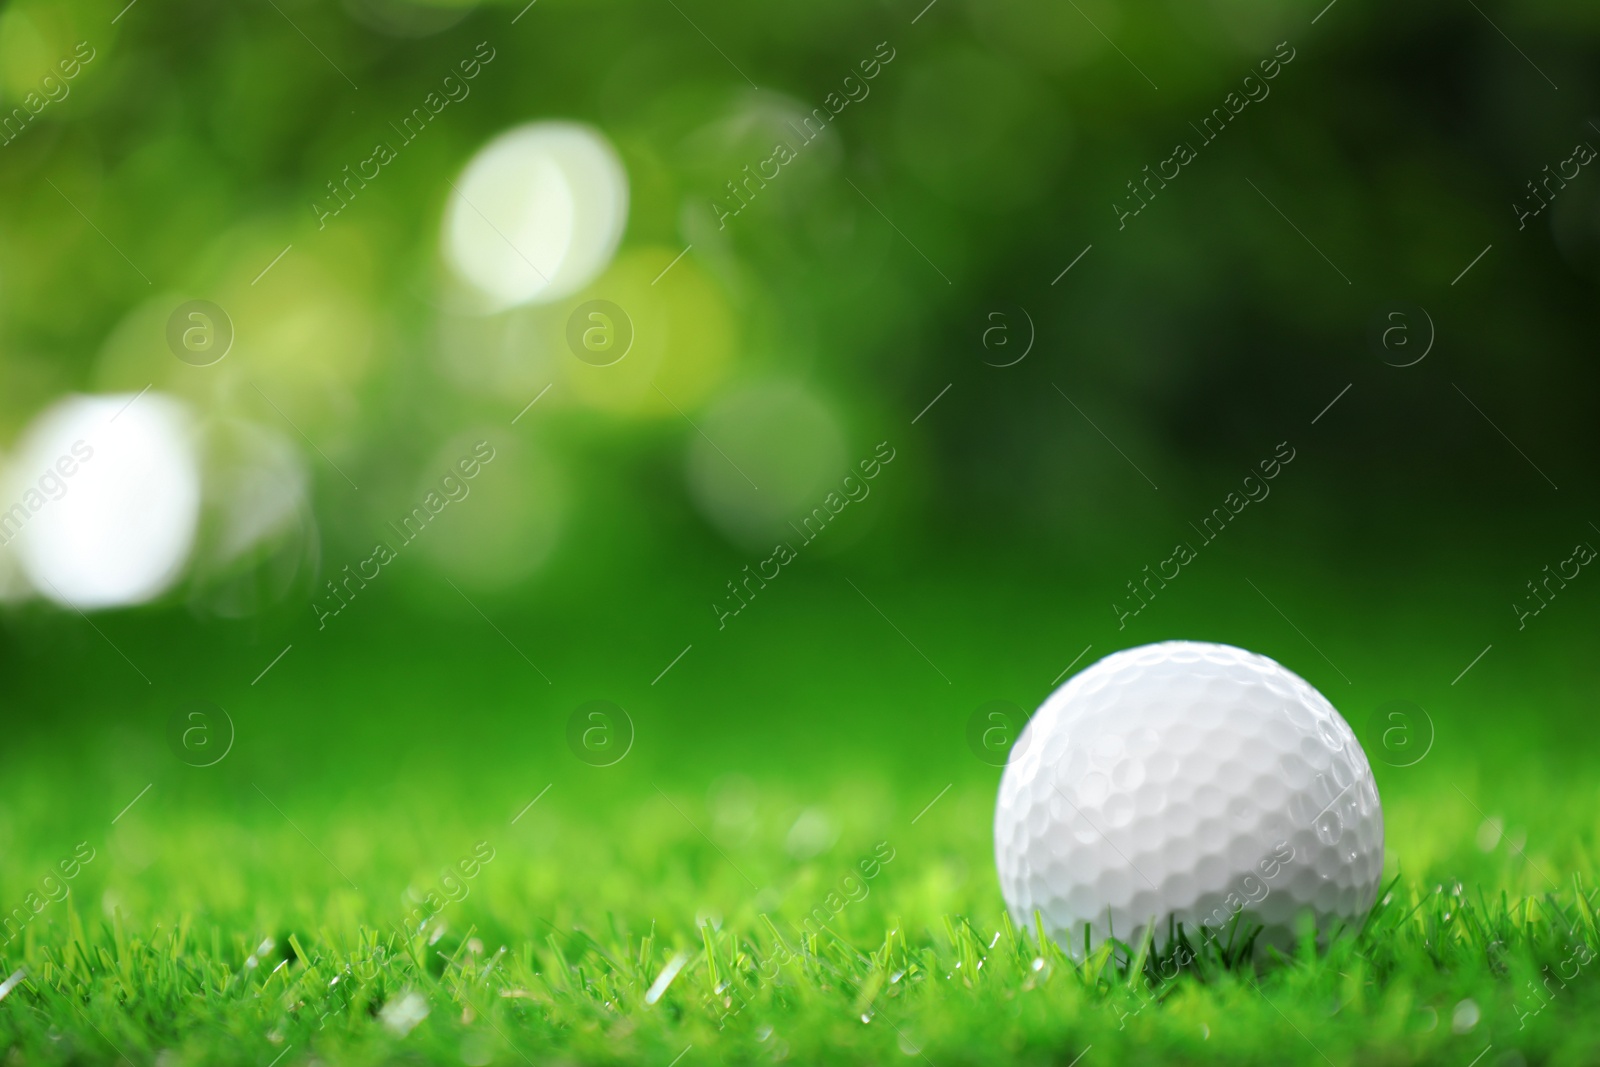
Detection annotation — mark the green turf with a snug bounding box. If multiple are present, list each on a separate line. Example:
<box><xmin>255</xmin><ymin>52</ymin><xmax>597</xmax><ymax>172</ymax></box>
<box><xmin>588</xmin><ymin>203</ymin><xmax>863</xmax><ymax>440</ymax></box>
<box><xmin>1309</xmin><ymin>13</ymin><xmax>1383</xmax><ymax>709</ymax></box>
<box><xmin>3</xmin><ymin>565</ymin><xmax>1598</xmax><ymax>1065</ymax></box>
<box><xmin>0</xmin><ymin>782</ymin><xmax>1596</xmax><ymax>1066</ymax></box>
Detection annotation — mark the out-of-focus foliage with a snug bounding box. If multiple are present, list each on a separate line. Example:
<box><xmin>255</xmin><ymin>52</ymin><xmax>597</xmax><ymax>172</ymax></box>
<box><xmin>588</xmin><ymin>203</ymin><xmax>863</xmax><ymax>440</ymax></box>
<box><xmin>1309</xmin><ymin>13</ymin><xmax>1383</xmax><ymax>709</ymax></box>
<box><xmin>0</xmin><ymin>0</ymin><xmax>1594</xmax><ymax>613</ymax></box>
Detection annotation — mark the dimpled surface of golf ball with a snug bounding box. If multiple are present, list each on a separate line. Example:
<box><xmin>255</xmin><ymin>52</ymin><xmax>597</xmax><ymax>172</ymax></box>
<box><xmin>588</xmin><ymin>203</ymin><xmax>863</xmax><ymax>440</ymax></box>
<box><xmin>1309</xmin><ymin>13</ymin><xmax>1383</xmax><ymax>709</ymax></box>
<box><xmin>994</xmin><ymin>641</ymin><xmax>1383</xmax><ymax>957</ymax></box>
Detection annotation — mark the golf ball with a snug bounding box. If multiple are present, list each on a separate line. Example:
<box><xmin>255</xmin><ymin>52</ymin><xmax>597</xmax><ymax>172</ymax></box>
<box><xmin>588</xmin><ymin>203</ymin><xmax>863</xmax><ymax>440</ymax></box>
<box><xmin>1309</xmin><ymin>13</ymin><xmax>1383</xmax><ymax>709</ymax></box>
<box><xmin>994</xmin><ymin>641</ymin><xmax>1383</xmax><ymax>957</ymax></box>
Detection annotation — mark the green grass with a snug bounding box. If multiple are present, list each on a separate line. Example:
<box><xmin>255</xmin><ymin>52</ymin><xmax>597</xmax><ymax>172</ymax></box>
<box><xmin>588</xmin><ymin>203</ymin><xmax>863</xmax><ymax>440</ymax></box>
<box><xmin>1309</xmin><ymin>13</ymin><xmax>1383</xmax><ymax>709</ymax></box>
<box><xmin>1</xmin><ymin>768</ymin><xmax>1597</xmax><ymax>1067</ymax></box>
<box><xmin>4</xmin><ymin>564</ymin><xmax>1599</xmax><ymax>1065</ymax></box>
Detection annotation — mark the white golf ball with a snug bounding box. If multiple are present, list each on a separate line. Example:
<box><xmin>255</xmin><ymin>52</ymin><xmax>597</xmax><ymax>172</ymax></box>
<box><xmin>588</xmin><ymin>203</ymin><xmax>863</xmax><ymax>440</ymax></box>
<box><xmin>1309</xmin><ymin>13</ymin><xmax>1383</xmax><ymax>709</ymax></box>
<box><xmin>995</xmin><ymin>641</ymin><xmax>1383</xmax><ymax>957</ymax></box>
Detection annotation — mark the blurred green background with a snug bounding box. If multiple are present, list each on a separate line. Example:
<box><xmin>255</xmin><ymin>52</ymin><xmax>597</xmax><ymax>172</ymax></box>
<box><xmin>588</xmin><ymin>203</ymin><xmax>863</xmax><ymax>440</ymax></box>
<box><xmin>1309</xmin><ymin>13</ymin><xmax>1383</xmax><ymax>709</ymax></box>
<box><xmin>1</xmin><ymin>0</ymin><xmax>1599</xmax><ymax>1042</ymax></box>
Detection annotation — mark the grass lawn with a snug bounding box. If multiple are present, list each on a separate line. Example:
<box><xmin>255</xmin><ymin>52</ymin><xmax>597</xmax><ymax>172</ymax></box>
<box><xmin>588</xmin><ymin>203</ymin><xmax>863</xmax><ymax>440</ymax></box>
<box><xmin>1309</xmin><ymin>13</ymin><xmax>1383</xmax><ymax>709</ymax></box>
<box><xmin>2</xmin><ymin>561</ymin><xmax>1596</xmax><ymax>1065</ymax></box>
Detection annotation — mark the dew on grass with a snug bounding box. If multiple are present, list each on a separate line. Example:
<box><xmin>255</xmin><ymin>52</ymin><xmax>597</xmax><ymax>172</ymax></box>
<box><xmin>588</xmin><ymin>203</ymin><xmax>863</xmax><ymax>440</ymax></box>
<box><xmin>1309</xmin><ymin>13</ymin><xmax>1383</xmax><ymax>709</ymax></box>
<box><xmin>1452</xmin><ymin>998</ymin><xmax>1480</xmax><ymax>1033</ymax></box>
<box><xmin>243</xmin><ymin>937</ymin><xmax>275</xmax><ymax>969</ymax></box>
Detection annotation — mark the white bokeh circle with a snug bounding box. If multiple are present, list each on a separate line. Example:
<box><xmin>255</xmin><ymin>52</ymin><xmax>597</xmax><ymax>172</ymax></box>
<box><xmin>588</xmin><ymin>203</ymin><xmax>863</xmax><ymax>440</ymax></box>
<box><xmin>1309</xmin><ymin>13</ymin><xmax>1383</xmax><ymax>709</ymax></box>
<box><xmin>444</xmin><ymin>121</ymin><xmax>629</xmax><ymax>311</ymax></box>
<box><xmin>4</xmin><ymin>392</ymin><xmax>201</xmax><ymax>609</ymax></box>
